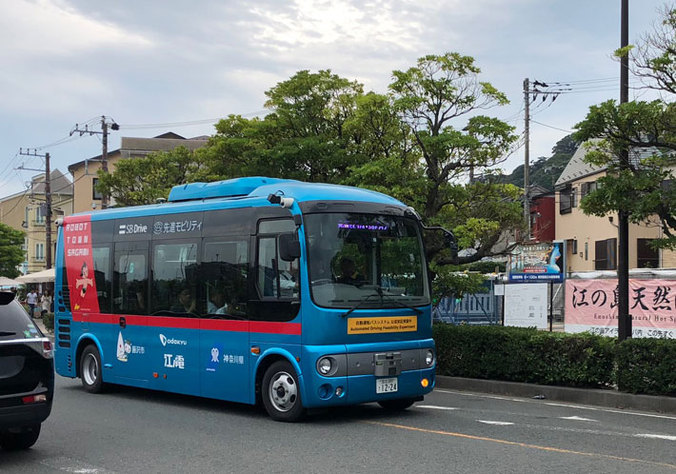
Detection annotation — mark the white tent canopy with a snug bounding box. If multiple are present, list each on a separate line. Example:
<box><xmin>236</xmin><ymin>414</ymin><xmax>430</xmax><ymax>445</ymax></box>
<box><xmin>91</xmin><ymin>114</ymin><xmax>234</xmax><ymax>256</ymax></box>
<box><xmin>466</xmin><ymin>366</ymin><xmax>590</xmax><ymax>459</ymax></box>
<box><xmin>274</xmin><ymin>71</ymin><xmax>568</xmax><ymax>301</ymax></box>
<box><xmin>16</xmin><ymin>268</ymin><xmax>55</xmax><ymax>284</ymax></box>
<box><xmin>0</xmin><ymin>276</ymin><xmax>21</xmax><ymax>287</ymax></box>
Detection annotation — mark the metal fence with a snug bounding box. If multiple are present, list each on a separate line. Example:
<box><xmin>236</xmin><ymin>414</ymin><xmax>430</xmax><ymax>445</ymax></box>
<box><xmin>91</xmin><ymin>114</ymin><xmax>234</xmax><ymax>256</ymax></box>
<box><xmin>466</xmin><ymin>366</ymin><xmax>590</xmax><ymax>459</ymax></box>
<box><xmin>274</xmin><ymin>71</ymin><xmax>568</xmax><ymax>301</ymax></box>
<box><xmin>433</xmin><ymin>279</ymin><xmax>564</xmax><ymax>327</ymax></box>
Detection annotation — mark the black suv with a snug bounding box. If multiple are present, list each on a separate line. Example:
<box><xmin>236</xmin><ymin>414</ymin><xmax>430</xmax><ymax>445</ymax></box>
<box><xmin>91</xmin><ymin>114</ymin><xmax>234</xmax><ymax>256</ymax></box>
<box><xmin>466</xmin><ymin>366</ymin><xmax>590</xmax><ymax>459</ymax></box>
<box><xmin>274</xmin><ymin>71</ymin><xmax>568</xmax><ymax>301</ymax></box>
<box><xmin>0</xmin><ymin>291</ymin><xmax>54</xmax><ymax>450</ymax></box>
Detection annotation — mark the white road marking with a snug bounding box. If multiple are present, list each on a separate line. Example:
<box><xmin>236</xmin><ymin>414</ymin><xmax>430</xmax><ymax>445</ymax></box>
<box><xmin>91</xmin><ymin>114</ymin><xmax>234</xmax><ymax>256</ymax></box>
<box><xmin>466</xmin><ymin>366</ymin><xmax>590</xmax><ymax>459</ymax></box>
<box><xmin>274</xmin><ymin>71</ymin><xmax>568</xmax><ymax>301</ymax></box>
<box><xmin>39</xmin><ymin>456</ymin><xmax>108</xmax><ymax>473</ymax></box>
<box><xmin>477</xmin><ymin>420</ymin><xmax>515</xmax><ymax>426</ymax></box>
<box><xmin>435</xmin><ymin>388</ymin><xmax>676</xmax><ymax>421</ymax></box>
<box><xmin>559</xmin><ymin>416</ymin><xmax>597</xmax><ymax>422</ymax></box>
<box><xmin>418</xmin><ymin>405</ymin><xmax>459</xmax><ymax>411</ymax></box>
<box><xmin>544</xmin><ymin>402</ymin><xmax>676</xmax><ymax>421</ymax></box>
<box><xmin>634</xmin><ymin>433</ymin><xmax>676</xmax><ymax>441</ymax></box>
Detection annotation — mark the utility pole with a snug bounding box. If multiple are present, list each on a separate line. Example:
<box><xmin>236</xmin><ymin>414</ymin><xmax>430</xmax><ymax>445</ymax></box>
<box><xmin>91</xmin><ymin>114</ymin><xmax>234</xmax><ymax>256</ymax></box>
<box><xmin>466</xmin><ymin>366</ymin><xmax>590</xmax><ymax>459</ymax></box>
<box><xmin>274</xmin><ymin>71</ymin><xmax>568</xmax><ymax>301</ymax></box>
<box><xmin>70</xmin><ymin>116</ymin><xmax>118</xmax><ymax>209</ymax></box>
<box><xmin>18</xmin><ymin>149</ymin><xmax>52</xmax><ymax>270</ymax></box>
<box><xmin>618</xmin><ymin>0</ymin><xmax>631</xmax><ymax>340</ymax></box>
<box><xmin>523</xmin><ymin>78</ymin><xmax>531</xmax><ymax>239</ymax></box>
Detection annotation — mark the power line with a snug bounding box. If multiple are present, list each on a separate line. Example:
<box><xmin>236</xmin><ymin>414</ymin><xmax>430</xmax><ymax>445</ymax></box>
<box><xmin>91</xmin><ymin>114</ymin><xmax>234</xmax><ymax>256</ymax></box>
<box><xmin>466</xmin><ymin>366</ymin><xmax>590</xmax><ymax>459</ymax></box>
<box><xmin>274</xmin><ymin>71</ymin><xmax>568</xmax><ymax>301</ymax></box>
<box><xmin>531</xmin><ymin>120</ymin><xmax>573</xmax><ymax>133</ymax></box>
<box><xmin>119</xmin><ymin>110</ymin><xmax>268</xmax><ymax>130</ymax></box>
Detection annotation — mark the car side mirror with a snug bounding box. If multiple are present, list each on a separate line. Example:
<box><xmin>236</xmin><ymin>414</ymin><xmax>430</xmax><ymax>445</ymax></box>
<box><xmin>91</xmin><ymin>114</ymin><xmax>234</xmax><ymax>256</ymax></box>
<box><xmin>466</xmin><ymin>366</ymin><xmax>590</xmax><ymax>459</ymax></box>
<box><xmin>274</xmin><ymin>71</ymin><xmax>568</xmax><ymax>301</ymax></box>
<box><xmin>279</xmin><ymin>233</ymin><xmax>301</xmax><ymax>261</ymax></box>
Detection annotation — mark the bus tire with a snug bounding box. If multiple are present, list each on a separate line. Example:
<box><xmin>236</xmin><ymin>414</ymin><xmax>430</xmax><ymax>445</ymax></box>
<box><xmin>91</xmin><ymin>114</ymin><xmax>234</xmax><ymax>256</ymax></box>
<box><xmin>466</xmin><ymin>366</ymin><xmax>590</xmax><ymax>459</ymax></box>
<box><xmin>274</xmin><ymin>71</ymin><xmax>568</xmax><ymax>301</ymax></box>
<box><xmin>0</xmin><ymin>424</ymin><xmax>41</xmax><ymax>450</ymax></box>
<box><xmin>261</xmin><ymin>360</ymin><xmax>305</xmax><ymax>422</ymax></box>
<box><xmin>80</xmin><ymin>344</ymin><xmax>104</xmax><ymax>393</ymax></box>
<box><xmin>378</xmin><ymin>398</ymin><xmax>415</xmax><ymax>411</ymax></box>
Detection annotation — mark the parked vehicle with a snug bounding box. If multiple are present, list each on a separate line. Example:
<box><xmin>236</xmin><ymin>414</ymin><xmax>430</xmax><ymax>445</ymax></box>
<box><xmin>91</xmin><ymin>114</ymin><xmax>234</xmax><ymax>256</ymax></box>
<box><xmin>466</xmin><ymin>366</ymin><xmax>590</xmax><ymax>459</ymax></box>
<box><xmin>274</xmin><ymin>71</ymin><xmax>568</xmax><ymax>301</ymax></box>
<box><xmin>0</xmin><ymin>292</ymin><xmax>54</xmax><ymax>450</ymax></box>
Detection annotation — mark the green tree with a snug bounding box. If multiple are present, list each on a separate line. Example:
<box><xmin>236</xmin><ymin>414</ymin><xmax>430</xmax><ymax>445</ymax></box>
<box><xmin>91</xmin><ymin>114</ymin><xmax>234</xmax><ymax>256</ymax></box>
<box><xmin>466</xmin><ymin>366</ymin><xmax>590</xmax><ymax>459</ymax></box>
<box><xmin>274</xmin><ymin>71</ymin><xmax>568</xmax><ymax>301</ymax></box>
<box><xmin>387</xmin><ymin>53</ymin><xmax>521</xmax><ymax>264</ymax></box>
<box><xmin>96</xmin><ymin>146</ymin><xmax>204</xmax><ymax>206</ymax></box>
<box><xmin>575</xmin><ymin>5</ymin><xmax>676</xmax><ymax>249</ymax></box>
<box><xmin>574</xmin><ymin>100</ymin><xmax>676</xmax><ymax>248</ymax></box>
<box><xmin>504</xmin><ymin>134</ymin><xmax>578</xmax><ymax>191</ymax></box>
<box><xmin>0</xmin><ymin>223</ymin><xmax>25</xmax><ymax>278</ymax></box>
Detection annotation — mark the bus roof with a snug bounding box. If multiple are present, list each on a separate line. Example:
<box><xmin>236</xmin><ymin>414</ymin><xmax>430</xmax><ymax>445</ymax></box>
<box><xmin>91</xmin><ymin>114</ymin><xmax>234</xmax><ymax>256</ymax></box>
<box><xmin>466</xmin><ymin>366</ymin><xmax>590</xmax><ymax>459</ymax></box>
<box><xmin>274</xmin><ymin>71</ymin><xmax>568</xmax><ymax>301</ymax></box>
<box><xmin>68</xmin><ymin>177</ymin><xmax>406</xmax><ymax>221</ymax></box>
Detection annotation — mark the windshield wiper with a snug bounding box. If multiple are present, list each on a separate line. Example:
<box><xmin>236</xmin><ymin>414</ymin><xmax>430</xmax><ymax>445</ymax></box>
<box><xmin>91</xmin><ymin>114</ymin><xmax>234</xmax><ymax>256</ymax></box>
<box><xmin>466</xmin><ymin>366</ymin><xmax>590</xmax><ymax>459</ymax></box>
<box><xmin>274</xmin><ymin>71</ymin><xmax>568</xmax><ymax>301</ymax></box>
<box><xmin>373</xmin><ymin>286</ymin><xmax>423</xmax><ymax>315</ymax></box>
<box><xmin>0</xmin><ymin>331</ymin><xmax>16</xmax><ymax>337</ymax></box>
<box><xmin>340</xmin><ymin>287</ymin><xmax>423</xmax><ymax>318</ymax></box>
<box><xmin>340</xmin><ymin>293</ymin><xmax>381</xmax><ymax>318</ymax></box>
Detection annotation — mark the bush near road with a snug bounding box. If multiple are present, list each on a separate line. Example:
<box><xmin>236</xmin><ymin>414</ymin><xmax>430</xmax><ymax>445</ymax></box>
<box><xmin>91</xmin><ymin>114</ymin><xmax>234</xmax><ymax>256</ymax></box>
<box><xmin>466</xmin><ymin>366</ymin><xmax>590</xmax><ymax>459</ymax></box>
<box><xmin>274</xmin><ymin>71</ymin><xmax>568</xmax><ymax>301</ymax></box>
<box><xmin>434</xmin><ymin>324</ymin><xmax>675</xmax><ymax>396</ymax></box>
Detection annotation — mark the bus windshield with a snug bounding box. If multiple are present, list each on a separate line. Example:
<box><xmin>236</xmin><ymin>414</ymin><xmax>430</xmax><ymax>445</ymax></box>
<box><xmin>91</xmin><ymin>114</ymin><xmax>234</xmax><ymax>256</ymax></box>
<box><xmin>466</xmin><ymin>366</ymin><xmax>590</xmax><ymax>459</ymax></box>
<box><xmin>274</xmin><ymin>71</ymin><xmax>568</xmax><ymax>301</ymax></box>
<box><xmin>305</xmin><ymin>213</ymin><xmax>429</xmax><ymax>309</ymax></box>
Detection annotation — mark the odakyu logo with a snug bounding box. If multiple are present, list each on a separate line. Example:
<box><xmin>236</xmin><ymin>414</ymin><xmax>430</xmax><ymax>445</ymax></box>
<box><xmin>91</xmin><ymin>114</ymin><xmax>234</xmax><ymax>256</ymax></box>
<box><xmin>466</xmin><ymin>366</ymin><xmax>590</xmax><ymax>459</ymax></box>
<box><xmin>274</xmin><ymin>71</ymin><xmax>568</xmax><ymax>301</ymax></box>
<box><xmin>159</xmin><ymin>334</ymin><xmax>188</xmax><ymax>347</ymax></box>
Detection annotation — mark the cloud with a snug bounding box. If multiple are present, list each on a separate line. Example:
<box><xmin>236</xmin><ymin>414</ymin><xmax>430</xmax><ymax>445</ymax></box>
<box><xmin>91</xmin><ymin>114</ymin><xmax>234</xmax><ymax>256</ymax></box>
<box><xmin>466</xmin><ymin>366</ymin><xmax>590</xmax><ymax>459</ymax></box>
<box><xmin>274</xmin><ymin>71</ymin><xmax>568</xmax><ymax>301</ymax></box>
<box><xmin>0</xmin><ymin>0</ymin><xmax>153</xmax><ymax>59</ymax></box>
<box><xmin>0</xmin><ymin>0</ymin><xmax>154</xmax><ymax>116</ymax></box>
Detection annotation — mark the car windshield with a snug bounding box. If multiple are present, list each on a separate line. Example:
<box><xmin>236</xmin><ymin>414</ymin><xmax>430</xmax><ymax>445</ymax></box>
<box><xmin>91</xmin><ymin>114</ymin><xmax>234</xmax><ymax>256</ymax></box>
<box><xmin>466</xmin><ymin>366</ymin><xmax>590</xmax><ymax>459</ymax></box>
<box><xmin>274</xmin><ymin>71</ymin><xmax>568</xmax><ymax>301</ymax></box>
<box><xmin>305</xmin><ymin>213</ymin><xmax>429</xmax><ymax>309</ymax></box>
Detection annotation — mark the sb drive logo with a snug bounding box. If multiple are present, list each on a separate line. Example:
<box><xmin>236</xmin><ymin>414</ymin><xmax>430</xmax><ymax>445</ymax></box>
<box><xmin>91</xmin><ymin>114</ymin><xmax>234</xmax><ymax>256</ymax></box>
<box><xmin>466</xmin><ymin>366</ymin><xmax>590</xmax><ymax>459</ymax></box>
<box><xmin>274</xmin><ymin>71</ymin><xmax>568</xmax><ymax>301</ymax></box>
<box><xmin>118</xmin><ymin>223</ymin><xmax>148</xmax><ymax>235</ymax></box>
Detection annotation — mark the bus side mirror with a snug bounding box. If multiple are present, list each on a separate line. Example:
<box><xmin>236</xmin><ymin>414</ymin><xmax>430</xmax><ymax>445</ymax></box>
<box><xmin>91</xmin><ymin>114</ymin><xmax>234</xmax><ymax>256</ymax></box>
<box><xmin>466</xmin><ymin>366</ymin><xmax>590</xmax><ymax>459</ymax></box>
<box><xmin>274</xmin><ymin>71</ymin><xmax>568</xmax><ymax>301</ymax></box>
<box><xmin>445</xmin><ymin>232</ymin><xmax>459</xmax><ymax>264</ymax></box>
<box><xmin>279</xmin><ymin>233</ymin><xmax>301</xmax><ymax>261</ymax></box>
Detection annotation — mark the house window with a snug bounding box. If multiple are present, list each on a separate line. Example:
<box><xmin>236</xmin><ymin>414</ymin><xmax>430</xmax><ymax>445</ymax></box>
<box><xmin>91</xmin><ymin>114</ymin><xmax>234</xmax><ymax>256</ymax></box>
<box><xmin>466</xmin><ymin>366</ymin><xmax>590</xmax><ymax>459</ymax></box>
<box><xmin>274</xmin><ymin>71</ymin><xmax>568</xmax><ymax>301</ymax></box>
<box><xmin>594</xmin><ymin>238</ymin><xmax>617</xmax><ymax>270</ymax></box>
<box><xmin>35</xmin><ymin>205</ymin><xmax>45</xmax><ymax>225</ymax></box>
<box><xmin>35</xmin><ymin>243</ymin><xmax>45</xmax><ymax>261</ymax></box>
<box><xmin>637</xmin><ymin>239</ymin><xmax>659</xmax><ymax>268</ymax></box>
<box><xmin>93</xmin><ymin>178</ymin><xmax>102</xmax><ymax>200</ymax></box>
<box><xmin>559</xmin><ymin>185</ymin><xmax>573</xmax><ymax>214</ymax></box>
<box><xmin>580</xmin><ymin>181</ymin><xmax>597</xmax><ymax>198</ymax></box>
<box><xmin>22</xmin><ymin>238</ymin><xmax>28</xmax><ymax>251</ymax></box>
<box><xmin>567</xmin><ymin>239</ymin><xmax>577</xmax><ymax>255</ymax></box>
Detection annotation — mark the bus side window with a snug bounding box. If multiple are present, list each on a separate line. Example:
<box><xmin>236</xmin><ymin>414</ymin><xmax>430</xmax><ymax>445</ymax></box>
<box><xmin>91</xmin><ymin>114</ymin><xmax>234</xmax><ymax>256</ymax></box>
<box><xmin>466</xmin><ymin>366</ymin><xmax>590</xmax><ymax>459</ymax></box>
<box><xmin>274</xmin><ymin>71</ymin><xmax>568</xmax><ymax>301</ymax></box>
<box><xmin>201</xmin><ymin>239</ymin><xmax>249</xmax><ymax>319</ymax></box>
<box><xmin>92</xmin><ymin>246</ymin><xmax>112</xmax><ymax>313</ymax></box>
<box><xmin>152</xmin><ymin>241</ymin><xmax>199</xmax><ymax>316</ymax></box>
<box><xmin>256</xmin><ymin>236</ymin><xmax>299</xmax><ymax>300</ymax></box>
<box><xmin>113</xmin><ymin>244</ymin><xmax>148</xmax><ymax>315</ymax></box>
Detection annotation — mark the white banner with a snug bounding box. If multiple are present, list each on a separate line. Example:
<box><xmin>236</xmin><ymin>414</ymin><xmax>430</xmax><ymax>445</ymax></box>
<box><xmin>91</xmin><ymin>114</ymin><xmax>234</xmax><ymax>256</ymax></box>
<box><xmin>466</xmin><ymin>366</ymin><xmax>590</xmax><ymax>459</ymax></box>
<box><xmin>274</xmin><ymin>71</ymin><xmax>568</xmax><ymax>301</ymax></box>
<box><xmin>504</xmin><ymin>283</ymin><xmax>548</xmax><ymax>329</ymax></box>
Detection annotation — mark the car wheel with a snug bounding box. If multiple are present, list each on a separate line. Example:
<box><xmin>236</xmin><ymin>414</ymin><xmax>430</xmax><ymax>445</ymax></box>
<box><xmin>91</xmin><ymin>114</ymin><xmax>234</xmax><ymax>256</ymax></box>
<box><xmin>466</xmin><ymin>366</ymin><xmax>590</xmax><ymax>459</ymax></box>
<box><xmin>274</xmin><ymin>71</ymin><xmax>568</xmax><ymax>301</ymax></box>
<box><xmin>378</xmin><ymin>398</ymin><xmax>415</xmax><ymax>411</ymax></box>
<box><xmin>261</xmin><ymin>360</ymin><xmax>305</xmax><ymax>422</ymax></box>
<box><xmin>0</xmin><ymin>424</ymin><xmax>41</xmax><ymax>450</ymax></box>
<box><xmin>80</xmin><ymin>344</ymin><xmax>104</xmax><ymax>393</ymax></box>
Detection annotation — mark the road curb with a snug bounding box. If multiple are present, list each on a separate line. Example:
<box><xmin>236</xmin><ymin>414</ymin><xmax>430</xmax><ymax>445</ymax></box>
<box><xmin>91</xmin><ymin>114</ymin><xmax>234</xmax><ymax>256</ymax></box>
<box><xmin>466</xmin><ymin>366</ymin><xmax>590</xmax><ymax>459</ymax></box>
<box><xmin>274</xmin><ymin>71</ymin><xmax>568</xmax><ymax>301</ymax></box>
<box><xmin>437</xmin><ymin>376</ymin><xmax>676</xmax><ymax>414</ymax></box>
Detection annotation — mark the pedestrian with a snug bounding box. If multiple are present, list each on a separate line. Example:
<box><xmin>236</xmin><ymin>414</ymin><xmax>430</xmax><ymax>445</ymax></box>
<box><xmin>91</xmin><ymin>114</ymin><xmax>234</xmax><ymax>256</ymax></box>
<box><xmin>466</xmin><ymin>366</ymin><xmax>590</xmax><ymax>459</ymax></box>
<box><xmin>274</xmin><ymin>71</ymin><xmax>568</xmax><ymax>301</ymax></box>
<box><xmin>26</xmin><ymin>288</ymin><xmax>38</xmax><ymax>318</ymax></box>
<box><xmin>41</xmin><ymin>290</ymin><xmax>52</xmax><ymax>318</ymax></box>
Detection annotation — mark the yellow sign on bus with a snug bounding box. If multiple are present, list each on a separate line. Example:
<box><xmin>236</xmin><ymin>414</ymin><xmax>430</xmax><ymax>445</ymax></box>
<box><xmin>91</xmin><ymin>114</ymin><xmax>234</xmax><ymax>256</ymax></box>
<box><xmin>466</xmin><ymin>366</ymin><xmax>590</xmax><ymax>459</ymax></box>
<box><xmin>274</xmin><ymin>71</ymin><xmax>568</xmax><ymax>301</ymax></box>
<box><xmin>347</xmin><ymin>316</ymin><xmax>417</xmax><ymax>334</ymax></box>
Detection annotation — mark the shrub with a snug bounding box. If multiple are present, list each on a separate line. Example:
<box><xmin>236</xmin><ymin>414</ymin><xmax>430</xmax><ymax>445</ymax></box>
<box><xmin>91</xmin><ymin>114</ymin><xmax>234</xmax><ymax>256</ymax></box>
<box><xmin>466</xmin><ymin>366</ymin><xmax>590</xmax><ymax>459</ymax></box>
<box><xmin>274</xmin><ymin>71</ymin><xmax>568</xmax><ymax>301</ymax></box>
<box><xmin>434</xmin><ymin>324</ymin><xmax>615</xmax><ymax>389</ymax></box>
<box><xmin>42</xmin><ymin>312</ymin><xmax>54</xmax><ymax>332</ymax></box>
<box><xmin>616</xmin><ymin>338</ymin><xmax>676</xmax><ymax>395</ymax></box>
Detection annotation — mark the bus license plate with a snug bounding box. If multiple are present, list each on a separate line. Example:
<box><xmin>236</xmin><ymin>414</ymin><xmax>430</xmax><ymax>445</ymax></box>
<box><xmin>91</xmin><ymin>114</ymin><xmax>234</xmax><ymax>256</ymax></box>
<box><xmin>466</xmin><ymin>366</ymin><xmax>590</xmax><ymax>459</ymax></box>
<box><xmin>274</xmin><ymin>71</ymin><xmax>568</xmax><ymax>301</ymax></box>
<box><xmin>376</xmin><ymin>377</ymin><xmax>398</xmax><ymax>394</ymax></box>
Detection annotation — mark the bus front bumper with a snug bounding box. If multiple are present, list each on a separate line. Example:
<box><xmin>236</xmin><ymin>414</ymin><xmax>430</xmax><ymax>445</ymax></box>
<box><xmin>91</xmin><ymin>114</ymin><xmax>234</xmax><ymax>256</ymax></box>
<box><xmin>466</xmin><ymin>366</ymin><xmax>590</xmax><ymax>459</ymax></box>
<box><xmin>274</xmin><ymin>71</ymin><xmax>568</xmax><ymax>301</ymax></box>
<box><xmin>302</xmin><ymin>367</ymin><xmax>436</xmax><ymax>408</ymax></box>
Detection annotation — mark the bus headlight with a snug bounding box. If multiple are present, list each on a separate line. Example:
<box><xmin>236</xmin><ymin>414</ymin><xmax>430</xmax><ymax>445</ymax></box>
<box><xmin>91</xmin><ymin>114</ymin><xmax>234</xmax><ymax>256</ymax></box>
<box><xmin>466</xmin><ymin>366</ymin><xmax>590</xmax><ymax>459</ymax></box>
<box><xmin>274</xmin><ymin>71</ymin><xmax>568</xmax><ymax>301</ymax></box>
<box><xmin>425</xmin><ymin>349</ymin><xmax>435</xmax><ymax>366</ymax></box>
<box><xmin>317</xmin><ymin>357</ymin><xmax>335</xmax><ymax>376</ymax></box>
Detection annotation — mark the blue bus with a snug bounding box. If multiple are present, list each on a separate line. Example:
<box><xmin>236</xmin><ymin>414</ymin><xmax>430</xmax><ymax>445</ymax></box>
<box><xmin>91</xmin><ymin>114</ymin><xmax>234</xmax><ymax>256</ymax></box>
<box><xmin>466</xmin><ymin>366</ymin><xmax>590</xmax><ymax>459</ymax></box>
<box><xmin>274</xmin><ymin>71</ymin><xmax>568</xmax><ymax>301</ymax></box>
<box><xmin>54</xmin><ymin>177</ymin><xmax>453</xmax><ymax>421</ymax></box>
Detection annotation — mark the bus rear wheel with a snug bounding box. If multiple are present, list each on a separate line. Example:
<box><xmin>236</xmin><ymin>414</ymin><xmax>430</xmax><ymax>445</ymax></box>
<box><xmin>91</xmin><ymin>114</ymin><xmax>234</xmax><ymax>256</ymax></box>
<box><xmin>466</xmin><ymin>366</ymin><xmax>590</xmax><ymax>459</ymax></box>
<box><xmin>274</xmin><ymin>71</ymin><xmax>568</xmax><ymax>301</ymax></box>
<box><xmin>378</xmin><ymin>398</ymin><xmax>415</xmax><ymax>411</ymax></box>
<box><xmin>80</xmin><ymin>344</ymin><xmax>104</xmax><ymax>393</ymax></box>
<box><xmin>262</xmin><ymin>361</ymin><xmax>305</xmax><ymax>422</ymax></box>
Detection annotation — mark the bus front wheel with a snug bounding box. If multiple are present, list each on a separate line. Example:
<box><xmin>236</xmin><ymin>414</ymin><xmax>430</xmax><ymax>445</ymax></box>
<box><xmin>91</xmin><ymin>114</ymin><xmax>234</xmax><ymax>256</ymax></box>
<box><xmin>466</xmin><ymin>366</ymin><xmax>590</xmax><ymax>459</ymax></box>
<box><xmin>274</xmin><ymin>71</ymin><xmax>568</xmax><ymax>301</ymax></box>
<box><xmin>80</xmin><ymin>345</ymin><xmax>104</xmax><ymax>393</ymax></box>
<box><xmin>261</xmin><ymin>361</ymin><xmax>305</xmax><ymax>422</ymax></box>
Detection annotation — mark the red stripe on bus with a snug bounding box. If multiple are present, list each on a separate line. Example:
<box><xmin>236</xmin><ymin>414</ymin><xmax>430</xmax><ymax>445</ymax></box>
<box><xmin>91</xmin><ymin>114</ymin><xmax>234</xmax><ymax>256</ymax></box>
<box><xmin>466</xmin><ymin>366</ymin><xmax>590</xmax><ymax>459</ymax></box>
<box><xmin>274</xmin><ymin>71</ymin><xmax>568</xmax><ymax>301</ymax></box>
<box><xmin>69</xmin><ymin>312</ymin><xmax>301</xmax><ymax>335</ymax></box>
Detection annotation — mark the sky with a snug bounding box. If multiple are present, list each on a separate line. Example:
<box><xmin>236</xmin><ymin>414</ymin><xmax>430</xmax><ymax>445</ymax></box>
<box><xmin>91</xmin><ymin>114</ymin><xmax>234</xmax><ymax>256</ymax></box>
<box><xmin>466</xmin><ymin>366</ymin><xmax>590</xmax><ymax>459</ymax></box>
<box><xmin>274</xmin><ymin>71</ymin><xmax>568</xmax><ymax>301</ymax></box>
<box><xmin>0</xmin><ymin>0</ymin><xmax>669</xmax><ymax>197</ymax></box>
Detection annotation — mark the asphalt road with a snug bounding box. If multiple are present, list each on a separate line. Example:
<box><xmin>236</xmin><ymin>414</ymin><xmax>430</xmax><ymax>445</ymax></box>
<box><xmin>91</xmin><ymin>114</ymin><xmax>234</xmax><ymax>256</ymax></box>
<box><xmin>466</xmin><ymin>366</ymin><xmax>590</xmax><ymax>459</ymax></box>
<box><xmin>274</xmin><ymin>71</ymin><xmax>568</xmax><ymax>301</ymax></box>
<box><xmin>1</xmin><ymin>376</ymin><xmax>675</xmax><ymax>473</ymax></box>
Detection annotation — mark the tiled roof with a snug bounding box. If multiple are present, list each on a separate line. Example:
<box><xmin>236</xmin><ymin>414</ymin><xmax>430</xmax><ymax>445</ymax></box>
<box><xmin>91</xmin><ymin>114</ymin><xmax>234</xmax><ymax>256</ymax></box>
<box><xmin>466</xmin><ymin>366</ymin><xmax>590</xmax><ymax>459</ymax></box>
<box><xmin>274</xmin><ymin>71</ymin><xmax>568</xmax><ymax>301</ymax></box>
<box><xmin>554</xmin><ymin>140</ymin><xmax>604</xmax><ymax>188</ymax></box>
<box><xmin>555</xmin><ymin>141</ymin><xmax>669</xmax><ymax>188</ymax></box>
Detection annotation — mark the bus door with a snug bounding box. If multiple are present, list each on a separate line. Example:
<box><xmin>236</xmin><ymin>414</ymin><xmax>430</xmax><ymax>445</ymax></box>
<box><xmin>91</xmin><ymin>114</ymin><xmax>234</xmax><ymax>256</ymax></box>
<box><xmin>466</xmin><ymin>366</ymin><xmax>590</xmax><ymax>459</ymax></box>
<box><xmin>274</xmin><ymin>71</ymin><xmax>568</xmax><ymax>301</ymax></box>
<box><xmin>109</xmin><ymin>241</ymin><xmax>150</xmax><ymax>384</ymax></box>
<box><xmin>199</xmin><ymin>237</ymin><xmax>251</xmax><ymax>403</ymax></box>
<box><xmin>248</xmin><ymin>219</ymin><xmax>301</xmax><ymax>376</ymax></box>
